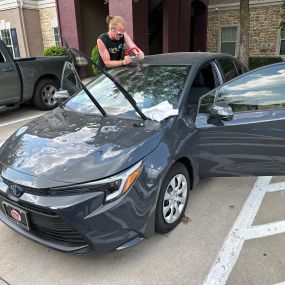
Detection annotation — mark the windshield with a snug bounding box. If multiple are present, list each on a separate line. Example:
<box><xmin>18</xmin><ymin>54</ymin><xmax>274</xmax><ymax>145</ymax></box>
<box><xmin>65</xmin><ymin>65</ymin><xmax>191</xmax><ymax>119</ymax></box>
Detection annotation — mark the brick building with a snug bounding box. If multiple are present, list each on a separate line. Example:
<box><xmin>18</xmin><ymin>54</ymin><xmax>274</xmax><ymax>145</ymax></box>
<box><xmin>1</xmin><ymin>0</ymin><xmax>284</xmax><ymax>58</ymax></box>
<box><xmin>56</xmin><ymin>0</ymin><xmax>209</xmax><ymax>57</ymax></box>
<box><xmin>0</xmin><ymin>0</ymin><xmax>59</xmax><ymax>57</ymax></box>
<box><xmin>207</xmin><ymin>0</ymin><xmax>285</xmax><ymax>58</ymax></box>
<box><xmin>56</xmin><ymin>0</ymin><xmax>284</xmax><ymax>58</ymax></box>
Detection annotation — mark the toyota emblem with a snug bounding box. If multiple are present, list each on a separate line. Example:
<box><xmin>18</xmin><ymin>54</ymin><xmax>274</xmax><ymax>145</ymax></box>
<box><xmin>9</xmin><ymin>184</ymin><xmax>23</xmax><ymax>197</ymax></box>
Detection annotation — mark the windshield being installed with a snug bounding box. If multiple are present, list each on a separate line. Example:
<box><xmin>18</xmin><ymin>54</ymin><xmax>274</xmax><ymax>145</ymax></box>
<box><xmin>65</xmin><ymin>65</ymin><xmax>191</xmax><ymax>119</ymax></box>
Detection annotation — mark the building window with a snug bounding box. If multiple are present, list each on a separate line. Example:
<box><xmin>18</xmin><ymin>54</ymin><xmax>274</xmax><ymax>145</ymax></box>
<box><xmin>220</xmin><ymin>27</ymin><xmax>238</xmax><ymax>56</ymax></box>
<box><xmin>0</xmin><ymin>28</ymin><xmax>20</xmax><ymax>58</ymax></box>
<box><xmin>0</xmin><ymin>29</ymin><xmax>13</xmax><ymax>56</ymax></box>
<box><xmin>280</xmin><ymin>28</ymin><xmax>285</xmax><ymax>55</ymax></box>
<box><xmin>53</xmin><ymin>27</ymin><xmax>60</xmax><ymax>46</ymax></box>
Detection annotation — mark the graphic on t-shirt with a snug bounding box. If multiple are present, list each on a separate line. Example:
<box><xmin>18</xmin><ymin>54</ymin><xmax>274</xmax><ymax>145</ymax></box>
<box><xmin>109</xmin><ymin>47</ymin><xmax>118</xmax><ymax>54</ymax></box>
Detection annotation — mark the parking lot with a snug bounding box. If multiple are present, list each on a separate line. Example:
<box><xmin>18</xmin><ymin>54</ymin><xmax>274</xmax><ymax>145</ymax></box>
<box><xmin>0</xmin><ymin>105</ymin><xmax>284</xmax><ymax>285</ymax></box>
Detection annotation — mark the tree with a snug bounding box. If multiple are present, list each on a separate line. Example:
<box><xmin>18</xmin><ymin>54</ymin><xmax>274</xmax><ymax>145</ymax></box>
<box><xmin>280</xmin><ymin>0</ymin><xmax>285</xmax><ymax>30</ymax></box>
<box><xmin>239</xmin><ymin>0</ymin><xmax>250</xmax><ymax>68</ymax></box>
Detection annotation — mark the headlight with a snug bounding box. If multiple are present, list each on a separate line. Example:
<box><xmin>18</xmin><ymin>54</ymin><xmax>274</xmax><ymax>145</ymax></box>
<box><xmin>49</xmin><ymin>161</ymin><xmax>143</xmax><ymax>202</ymax></box>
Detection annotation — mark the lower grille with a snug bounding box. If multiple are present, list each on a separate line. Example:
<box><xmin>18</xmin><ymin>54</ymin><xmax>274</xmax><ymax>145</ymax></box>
<box><xmin>0</xmin><ymin>193</ymin><xmax>88</xmax><ymax>246</ymax></box>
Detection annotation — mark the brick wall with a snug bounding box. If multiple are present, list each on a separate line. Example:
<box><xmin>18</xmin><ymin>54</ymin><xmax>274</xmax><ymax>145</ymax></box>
<box><xmin>207</xmin><ymin>4</ymin><xmax>283</xmax><ymax>56</ymax></box>
<box><xmin>40</xmin><ymin>7</ymin><xmax>58</xmax><ymax>50</ymax></box>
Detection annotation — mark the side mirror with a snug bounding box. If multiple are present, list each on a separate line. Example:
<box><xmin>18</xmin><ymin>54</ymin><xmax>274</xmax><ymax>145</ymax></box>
<box><xmin>208</xmin><ymin>102</ymin><xmax>233</xmax><ymax>121</ymax></box>
<box><xmin>54</xmin><ymin>90</ymin><xmax>70</xmax><ymax>104</ymax></box>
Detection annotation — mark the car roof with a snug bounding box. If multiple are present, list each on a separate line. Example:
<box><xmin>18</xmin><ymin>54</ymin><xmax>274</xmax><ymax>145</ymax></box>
<box><xmin>143</xmin><ymin>52</ymin><xmax>236</xmax><ymax>66</ymax></box>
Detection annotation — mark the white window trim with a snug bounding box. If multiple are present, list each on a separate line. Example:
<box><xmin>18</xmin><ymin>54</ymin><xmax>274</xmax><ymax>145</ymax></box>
<box><xmin>0</xmin><ymin>28</ymin><xmax>15</xmax><ymax>58</ymax></box>
<box><xmin>276</xmin><ymin>28</ymin><xmax>285</xmax><ymax>58</ymax></box>
<box><xmin>53</xmin><ymin>27</ymin><xmax>60</xmax><ymax>46</ymax></box>
<box><xmin>218</xmin><ymin>25</ymin><xmax>240</xmax><ymax>57</ymax></box>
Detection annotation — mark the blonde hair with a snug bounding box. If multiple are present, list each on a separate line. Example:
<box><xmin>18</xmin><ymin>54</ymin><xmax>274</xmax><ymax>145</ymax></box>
<box><xmin>106</xmin><ymin>15</ymin><xmax>126</xmax><ymax>30</ymax></box>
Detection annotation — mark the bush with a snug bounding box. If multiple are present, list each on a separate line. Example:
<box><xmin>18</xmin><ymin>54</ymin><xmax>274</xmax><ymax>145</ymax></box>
<box><xmin>91</xmin><ymin>45</ymin><xmax>100</xmax><ymax>75</ymax></box>
<box><xmin>43</xmin><ymin>46</ymin><xmax>67</xmax><ymax>56</ymax></box>
<box><xmin>90</xmin><ymin>45</ymin><xmax>124</xmax><ymax>74</ymax></box>
<box><xmin>249</xmin><ymin>56</ymin><xmax>283</xmax><ymax>70</ymax></box>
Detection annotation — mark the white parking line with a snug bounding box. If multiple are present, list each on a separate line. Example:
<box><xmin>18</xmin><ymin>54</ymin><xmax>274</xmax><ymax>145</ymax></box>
<box><xmin>0</xmin><ymin>114</ymin><xmax>42</xmax><ymax>128</ymax></box>
<box><xmin>203</xmin><ymin>176</ymin><xmax>285</xmax><ymax>285</ymax></box>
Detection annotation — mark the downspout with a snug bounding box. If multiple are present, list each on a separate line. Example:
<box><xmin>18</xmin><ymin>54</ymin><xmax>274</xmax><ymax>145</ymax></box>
<box><xmin>17</xmin><ymin>0</ymin><xmax>30</xmax><ymax>57</ymax></box>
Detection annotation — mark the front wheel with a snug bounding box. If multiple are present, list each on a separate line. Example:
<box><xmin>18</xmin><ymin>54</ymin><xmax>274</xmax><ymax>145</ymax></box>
<box><xmin>155</xmin><ymin>163</ymin><xmax>190</xmax><ymax>233</ymax></box>
<box><xmin>33</xmin><ymin>78</ymin><xmax>59</xmax><ymax>110</ymax></box>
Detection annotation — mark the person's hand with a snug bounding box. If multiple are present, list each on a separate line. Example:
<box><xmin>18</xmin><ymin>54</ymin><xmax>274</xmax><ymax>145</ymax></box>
<box><xmin>136</xmin><ymin>51</ymin><xmax>144</xmax><ymax>60</ymax></box>
<box><xmin>123</xmin><ymin>55</ymin><xmax>132</xmax><ymax>65</ymax></box>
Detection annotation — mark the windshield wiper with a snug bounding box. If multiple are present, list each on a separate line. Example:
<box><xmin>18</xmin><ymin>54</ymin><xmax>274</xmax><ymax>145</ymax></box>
<box><xmin>70</xmin><ymin>47</ymin><xmax>148</xmax><ymax>120</ymax></box>
<box><xmin>72</xmin><ymin>61</ymin><xmax>107</xmax><ymax>116</ymax></box>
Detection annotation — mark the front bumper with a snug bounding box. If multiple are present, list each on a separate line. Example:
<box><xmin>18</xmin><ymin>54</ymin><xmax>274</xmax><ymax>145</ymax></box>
<box><xmin>0</xmin><ymin>168</ymin><xmax>159</xmax><ymax>254</ymax></box>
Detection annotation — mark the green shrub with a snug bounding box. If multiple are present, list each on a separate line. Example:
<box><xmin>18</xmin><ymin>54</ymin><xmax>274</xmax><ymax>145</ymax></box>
<box><xmin>91</xmin><ymin>45</ymin><xmax>100</xmax><ymax>75</ymax></box>
<box><xmin>249</xmin><ymin>56</ymin><xmax>283</xmax><ymax>70</ymax></box>
<box><xmin>43</xmin><ymin>46</ymin><xmax>67</xmax><ymax>56</ymax></box>
<box><xmin>90</xmin><ymin>45</ymin><xmax>124</xmax><ymax>74</ymax></box>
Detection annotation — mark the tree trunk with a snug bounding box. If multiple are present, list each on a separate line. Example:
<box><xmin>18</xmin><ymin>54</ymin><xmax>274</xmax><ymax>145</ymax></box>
<box><xmin>239</xmin><ymin>0</ymin><xmax>250</xmax><ymax>68</ymax></box>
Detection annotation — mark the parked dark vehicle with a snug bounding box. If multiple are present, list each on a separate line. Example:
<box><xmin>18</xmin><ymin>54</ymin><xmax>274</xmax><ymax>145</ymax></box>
<box><xmin>1</xmin><ymin>51</ymin><xmax>273</xmax><ymax>255</ymax></box>
<box><xmin>0</xmin><ymin>40</ymin><xmax>66</xmax><ymax>112</ymax></box>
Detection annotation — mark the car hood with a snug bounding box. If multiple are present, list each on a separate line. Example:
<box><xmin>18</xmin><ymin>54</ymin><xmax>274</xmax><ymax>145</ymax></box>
<box><xmin>0</xmin><ymin>108</ymin><xmax>162</xmax><ymax>187</ymax></box>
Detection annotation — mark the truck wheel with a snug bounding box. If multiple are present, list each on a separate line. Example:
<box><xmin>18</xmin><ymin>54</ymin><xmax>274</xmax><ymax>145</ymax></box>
<box><xmin>33</xmin><ymin>79</ymin><xmax>59</xmax><ymax>110</ymax></box>
<box><xmin>155</xmin><ymin>163</ymin><xmax>190</xmax><ymax>233</ymax></box>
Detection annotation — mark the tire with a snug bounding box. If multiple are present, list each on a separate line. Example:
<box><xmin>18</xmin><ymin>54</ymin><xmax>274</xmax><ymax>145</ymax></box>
<box><xmin>33</xmin><ymin>78</ymin><xmax>59</xmax><ymax>110</ymax></box>
<box><xmin>155</xmin><ymin>162</ymin><xmax>190</xmax><ymax>233</ymax></box>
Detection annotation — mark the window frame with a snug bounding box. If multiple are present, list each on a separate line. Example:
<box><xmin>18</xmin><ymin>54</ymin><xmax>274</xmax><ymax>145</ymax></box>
<box><xmin>215</xmin><ymin>63</ymin><xmax>285</xmax><ymax>114</ymax></box>
<box><xmin>0</xmin><ymin>28</ymin><xmax>15</xmax><ymax>57</ymax></box>
<box><xmin>53</xmin><ymin>27</ymin><xmax>60</xmax><ymax>46</ymax></box>
<box><xmin>278</xmin><ymin>28</ymin><xmax>285</xmax><ymax>57</ymax></box>
<box><xmin>197</xmin><ymin>63</ymin><xmax>285</xmax><ymax>115</ymax></box>
<box><xmin>218</xmin><ymin>25</ymin><xmax>240</xmax><ymax>57</ymax></box>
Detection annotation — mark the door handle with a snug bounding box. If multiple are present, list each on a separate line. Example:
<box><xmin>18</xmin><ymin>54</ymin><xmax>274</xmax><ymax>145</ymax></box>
<box><xmin>2</xmin><ymin>68</ymin><xmax>14</xmax><ymax>72</ymax></box>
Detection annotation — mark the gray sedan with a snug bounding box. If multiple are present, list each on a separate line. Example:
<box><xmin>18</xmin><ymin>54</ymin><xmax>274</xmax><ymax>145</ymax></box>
<box><xmin>2</xmin><ymin>53</ymin><xmax>282</xmax><ymax>254</ymax></box>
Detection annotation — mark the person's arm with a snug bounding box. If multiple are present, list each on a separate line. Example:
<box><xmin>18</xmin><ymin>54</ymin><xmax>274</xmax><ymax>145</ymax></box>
<box><xmin>123</xmin><ymin>32</ymin><xmax>144</xmax><ymax>60</ymax></box>
<box><xmin>97</xmin><ymin>39</ymin><xmax>131</xmax><ymax>68</ymax></box>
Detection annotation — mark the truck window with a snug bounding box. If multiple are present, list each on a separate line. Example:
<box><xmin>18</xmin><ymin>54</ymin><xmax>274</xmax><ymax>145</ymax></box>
<box><xmin>0</xmin><ymin>52</ymin><xmax>4</xmax><ymax>63</ymax></box>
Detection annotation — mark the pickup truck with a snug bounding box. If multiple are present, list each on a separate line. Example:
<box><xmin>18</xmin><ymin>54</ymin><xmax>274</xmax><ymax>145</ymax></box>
<box><xmin>0</xmin><ymin>40</ymin><xmax>66</xmax><ymax>111</ymax></box>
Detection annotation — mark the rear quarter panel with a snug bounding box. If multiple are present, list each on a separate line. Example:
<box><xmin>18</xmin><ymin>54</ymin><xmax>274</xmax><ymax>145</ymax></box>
<box><xmin>16</xmin><ymin>56</ymin><xmax>67</xmax><ymax>101</ymax></box>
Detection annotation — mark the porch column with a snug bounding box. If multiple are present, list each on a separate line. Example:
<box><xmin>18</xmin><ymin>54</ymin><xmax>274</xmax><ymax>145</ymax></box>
<box><xmin>108</xmin><ymin>0</ymin><xmax>149</xmax><ymax>54</ymax></box>
<box><xmin>56</xmin><ymin>0</ymin><xmax>84</xmax><ymax>50</ymax></box>
<box><xmin>180</xmin><ymin>0</ymin><xmax>192</xmax><ymax>52</ymax></box>
<box><xmin>163</xmin><ymin>0</ymin><xmax>180</xmax><ymax>53</ymax></box>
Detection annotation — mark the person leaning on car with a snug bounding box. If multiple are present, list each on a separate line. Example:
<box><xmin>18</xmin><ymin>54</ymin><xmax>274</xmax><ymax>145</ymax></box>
<box><xmin>97</xmin><ymin>15</ymin><xmax>144</xmax><ymax>69</ymax></box>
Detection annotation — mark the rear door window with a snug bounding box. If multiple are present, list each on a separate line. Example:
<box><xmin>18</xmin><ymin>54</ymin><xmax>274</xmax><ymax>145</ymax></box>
<box><xmin>234</xmin><ymin>60</ymin><xmax>246</xmax><ymax>75</ymax></box>
<box><xmin>217</xmin><ymin>58</ymin><xmax>239</xmax><ymax>82</ymax></box>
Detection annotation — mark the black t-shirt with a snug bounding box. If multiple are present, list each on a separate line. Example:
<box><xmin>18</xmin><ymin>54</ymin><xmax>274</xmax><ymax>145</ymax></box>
<box><xmin>98</xmin><ymin>33</ymin><xmax>124</xmax><ymax>68</ymax></box>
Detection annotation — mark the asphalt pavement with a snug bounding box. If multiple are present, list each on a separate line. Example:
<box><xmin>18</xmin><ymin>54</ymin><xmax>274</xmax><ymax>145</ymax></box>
<box><xmin>0</xmin><ymin>105</ymin><xmax>284</xmax><ymax>285</ymax></box>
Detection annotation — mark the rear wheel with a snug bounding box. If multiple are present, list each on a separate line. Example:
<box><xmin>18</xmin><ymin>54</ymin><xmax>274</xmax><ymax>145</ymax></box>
<box><xmin>156</xmin><ymin>163</ymin><xmax>190</xmax><ymax>233</ymax></box>
<box><xmin>33</xmin><ymin>78</ymin><xmax>59</xmax><ymax>110</ymax></box>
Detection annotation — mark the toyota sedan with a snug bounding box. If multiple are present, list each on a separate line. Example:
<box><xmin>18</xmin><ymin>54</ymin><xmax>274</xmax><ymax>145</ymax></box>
<box><xmin>2</xmin><ymin>53</ymin><xmax>284</xmax><ymax>254</ymax></box>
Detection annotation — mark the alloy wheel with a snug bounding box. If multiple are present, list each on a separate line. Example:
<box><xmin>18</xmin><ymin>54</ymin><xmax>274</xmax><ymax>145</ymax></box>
<box><xmin>41</xmin><ymin>85</ymin><xmax>57</xmax><ymax>106</ymax></box>
<box><xmin>162</xmin><ymin>174</ymin><xmax>188</xmax><ymax>224</ymax></box>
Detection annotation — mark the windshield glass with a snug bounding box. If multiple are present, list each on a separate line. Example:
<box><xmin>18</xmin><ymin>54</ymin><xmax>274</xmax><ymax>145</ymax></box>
<box><xmin>65</xmin><ymin>65</ymin><xmax>191</xmax><ymax>118</ymax></box>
